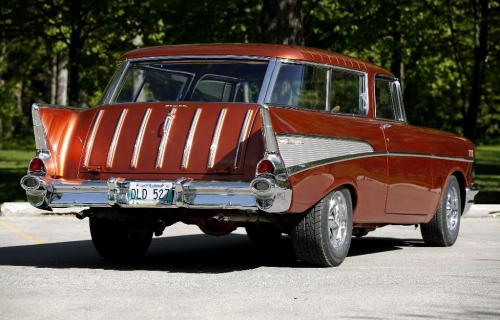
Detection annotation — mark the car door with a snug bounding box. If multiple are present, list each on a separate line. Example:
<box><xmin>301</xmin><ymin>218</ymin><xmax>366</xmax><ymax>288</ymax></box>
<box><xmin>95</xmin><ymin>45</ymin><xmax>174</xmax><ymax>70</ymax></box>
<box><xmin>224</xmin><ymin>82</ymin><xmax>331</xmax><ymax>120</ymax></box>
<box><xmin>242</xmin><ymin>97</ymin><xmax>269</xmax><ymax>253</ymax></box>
<box><xmin>374</xmin><ymin>76</ymin><xmax>436</xmax><ymax>215</ymax></box>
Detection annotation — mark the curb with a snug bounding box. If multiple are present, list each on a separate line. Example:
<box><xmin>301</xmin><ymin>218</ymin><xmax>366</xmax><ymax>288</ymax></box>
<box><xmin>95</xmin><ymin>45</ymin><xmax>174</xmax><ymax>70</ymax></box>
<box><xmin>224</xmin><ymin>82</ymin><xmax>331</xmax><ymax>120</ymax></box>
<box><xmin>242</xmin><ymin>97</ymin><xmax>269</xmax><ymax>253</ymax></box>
<box><xmin>464</xmin><ymin>204</ymin><xmax>500</xmax><ymax>218</ymax></box>
<box><xmin>0</xmin><ymin>202</ymin><xmax>86</xmax><ymax>217</ymax></box>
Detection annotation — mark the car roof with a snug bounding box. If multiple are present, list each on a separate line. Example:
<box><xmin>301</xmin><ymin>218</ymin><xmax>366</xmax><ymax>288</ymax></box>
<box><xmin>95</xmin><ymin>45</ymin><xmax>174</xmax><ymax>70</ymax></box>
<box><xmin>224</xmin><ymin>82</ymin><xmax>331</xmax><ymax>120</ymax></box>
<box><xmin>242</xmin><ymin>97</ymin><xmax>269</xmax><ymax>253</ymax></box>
<box><xmin>120</xmin><ymin>43</ymin><xmax>393</xmax><ymax>77</ymax></box>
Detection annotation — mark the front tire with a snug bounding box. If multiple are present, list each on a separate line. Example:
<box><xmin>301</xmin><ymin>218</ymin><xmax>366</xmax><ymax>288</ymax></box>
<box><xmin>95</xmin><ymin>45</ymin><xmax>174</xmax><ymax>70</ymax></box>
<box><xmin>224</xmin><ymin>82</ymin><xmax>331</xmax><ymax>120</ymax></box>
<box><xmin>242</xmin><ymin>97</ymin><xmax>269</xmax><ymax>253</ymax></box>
<box><xmin>420</xmin><ymin>175</ymin><xmax>461</xmax><ymax>246</ymax></box>
<box><xmin>292</xmin><ymin>188</ymin><xmax>353</xmax><ymax>267</ymax></box>
<box><xmin>89</xmin><ymin>217</ymin><xmax>153</xmax><ymax>260</ymax></box>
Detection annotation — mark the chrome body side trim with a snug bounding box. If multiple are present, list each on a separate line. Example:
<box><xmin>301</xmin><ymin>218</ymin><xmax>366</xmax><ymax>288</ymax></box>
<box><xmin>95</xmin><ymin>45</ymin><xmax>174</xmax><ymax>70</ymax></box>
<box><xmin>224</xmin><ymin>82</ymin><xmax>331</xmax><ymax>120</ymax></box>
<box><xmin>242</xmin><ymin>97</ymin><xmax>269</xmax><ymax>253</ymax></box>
<box><xmin>283</xmin><ymin>150</ymin><xmax>474</xmax><ymax>176</ymax></box>
<box><xmin>83</xmin><ymin>109</ymin><xmax>105</xmax><ymax>167</ymax></box>
<box><xmin>207</xmin><ymin>108</ymin><xmax>227</xmax><ymax>168</ymax></box>
<box><xmin>156</xmin><ymin>108</ymin><xmax>177</xmax><ymax>168</ymax></box>
<box><xmin>31</xmin><ymin>103</ymin><xmax>51</xmax><ymax>159</ymax></box>
<box><xmin>106</xmin><ymin>109</ymin><xmax>128</xmax><ymax>167</ymax></box>
<box><xmin>276</xmin><ymin>134</ymin><xmax>374</xmax><ymax>171</ymax></box>
<box><xmin>234</xmin><ymin>109</ymin><xmax>254</xmax><ymax>169</ymax></box>
<box><xmin>181</xmin><ymin>108</ymin><xmax>202</xmax><ymax>169</ymax></box>
<box><xmin>20</xmin><ymin>175</ymin><xmax>292</xmax><ymax>213</ymax></box>
<box><xmin>131</xmin><ymin>108</ymin><xmax>152</xmax><ymax>168</ymax></box>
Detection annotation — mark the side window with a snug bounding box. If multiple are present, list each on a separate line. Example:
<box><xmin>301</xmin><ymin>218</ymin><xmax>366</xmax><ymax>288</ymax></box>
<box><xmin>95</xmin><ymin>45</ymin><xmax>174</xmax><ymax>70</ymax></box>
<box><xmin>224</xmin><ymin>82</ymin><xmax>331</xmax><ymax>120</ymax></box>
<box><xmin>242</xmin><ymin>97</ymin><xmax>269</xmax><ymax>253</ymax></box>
<box><xmin>270</xmin><ymin>64</ymin><xmax>327</xmax><ymax>111</ymax></box>
<box><xmin>329</xmin><ymin>70</ymin><xmax>365</xmax><ymax>115</ymax></box>
<box><xmin>375</xmin><ymin>78</ymin><xmax>397</xmax><ymax>120</ymax></box>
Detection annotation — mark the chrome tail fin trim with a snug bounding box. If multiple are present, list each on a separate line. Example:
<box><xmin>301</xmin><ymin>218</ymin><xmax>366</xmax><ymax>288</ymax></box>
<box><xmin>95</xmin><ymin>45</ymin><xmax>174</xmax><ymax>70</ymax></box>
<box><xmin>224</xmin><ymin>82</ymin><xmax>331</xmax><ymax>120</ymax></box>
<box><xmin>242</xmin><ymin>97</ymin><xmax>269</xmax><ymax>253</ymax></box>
<box><xmin>207</xmin><ymin>108</ymin><xmax>227</xmax><ymax>168</ymax></box>
<box><xmin>234</xmin><ymin>109</ymin><xmax>254</xmax><ymax>169</ymax></box>
<box><xmin>83</xmin><ymin>109</ymin><xmax>105</xmax><ymax>167</ymax></box>
<box><xmin>156</xmin><ymin>107</ymin><xmax>177</xmax><ymax>169</ymax></box>
<box><xmin>130</xmin><ymin>108</ymin><xmax>152</xmax><ymax>168</ymax></box>
<box><xmin>106</xmin><ymin>109</ymin><xmax>128</xmax><ymax>168</ymax></box>
<box><xmin>31</xmin><ymin>104</ymin><xmax>50</xmax><ymax>158</ymax></box>
<box><xmin>181</xmin><ymin>108</ymin><xmax>202</xmax><ymax>169</ymax></box>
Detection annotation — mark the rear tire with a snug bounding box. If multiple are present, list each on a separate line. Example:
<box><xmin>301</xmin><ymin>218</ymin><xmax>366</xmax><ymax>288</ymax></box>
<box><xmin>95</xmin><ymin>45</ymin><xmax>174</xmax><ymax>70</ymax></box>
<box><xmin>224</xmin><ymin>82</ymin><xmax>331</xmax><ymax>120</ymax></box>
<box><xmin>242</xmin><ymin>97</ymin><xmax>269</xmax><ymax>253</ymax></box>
<box><xmin>420</xmin><ymin>175</ymin><xmax>461</xmax><ymax>246</ymax></box>
<box><xmin>89</xmin><ymin>217</ymin><xmax>153</xmax><ymax>260</ymax></box>
<box><xmin>245</xmin><ymin>224</ymin><xmax>282</xmax><ymax>244</ymax></box>
<box><xmin>292</xmin><ymin>188</ymin><xmax>353</xmax><ymax>267</ymax></box>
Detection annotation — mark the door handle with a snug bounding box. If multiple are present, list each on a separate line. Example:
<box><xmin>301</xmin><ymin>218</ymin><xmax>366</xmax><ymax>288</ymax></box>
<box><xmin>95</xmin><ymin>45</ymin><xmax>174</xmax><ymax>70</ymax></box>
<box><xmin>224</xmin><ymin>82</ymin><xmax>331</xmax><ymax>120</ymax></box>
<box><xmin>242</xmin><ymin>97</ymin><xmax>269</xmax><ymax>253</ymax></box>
<box><xmin>380</xmin><ymin>124</ymin><xmax>392</xmax><ymax>129</ymax></box>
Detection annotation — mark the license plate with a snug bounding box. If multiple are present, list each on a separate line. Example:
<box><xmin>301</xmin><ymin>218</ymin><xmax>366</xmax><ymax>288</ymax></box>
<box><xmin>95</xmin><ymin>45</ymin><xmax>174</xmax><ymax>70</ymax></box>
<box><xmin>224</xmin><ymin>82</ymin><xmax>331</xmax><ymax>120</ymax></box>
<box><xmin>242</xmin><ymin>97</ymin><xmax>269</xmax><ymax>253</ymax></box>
<box><xmin>127</xmin><ymin>182</ymin><xmax>174</xmax><ymax>205</ymax></box>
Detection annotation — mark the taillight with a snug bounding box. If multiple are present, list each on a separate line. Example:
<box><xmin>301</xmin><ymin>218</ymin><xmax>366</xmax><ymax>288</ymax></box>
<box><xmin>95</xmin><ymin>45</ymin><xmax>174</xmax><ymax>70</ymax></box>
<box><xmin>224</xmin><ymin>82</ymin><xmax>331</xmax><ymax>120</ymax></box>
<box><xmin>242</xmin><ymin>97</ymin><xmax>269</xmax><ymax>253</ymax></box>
<box><xmin>29</xmin><ymin>158</ymin><xmax>46</xmax><ymax>175</ymax></box>
<box><xmin>257</xmin><ymin>159</ymin><xmax>275</xmax><ymax>175</ymax></box>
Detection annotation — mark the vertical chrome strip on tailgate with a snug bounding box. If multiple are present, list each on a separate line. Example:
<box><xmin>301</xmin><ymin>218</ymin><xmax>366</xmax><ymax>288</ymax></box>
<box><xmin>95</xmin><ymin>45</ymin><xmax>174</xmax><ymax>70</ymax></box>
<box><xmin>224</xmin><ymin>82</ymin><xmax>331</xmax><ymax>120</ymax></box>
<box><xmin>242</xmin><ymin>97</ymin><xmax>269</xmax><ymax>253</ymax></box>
<box><xmin>83</xmin><ymin>109</ymin><xmax>105</xmax><ymax>167</ymax></box>
<box><xmin>181</xmin><ymin>108</ymin><xmax>202</xmax><ymax>169</ymax></box>
<box><xmin>130</xmin><ymin>108</ymin><xmax>152</xmax><ymax>168</ymax></box>
<box><xmin>106</xmin><ymin>109</ymin><xmax>128</xmax><ymax>168</ymax></box>
<box><xmin>207</xmin><ymin>108</ymin><xmax>227</xmax><ymax>168</ymax></box>
<box><xmin>234</xmin><ymin>109</ymin><xmax>254</xmax><ymax>169</ymax></box>
<box><xmin>156</xmin><ymin>107</ymin><xmax>177</xmax><ymax>169</ymax></box>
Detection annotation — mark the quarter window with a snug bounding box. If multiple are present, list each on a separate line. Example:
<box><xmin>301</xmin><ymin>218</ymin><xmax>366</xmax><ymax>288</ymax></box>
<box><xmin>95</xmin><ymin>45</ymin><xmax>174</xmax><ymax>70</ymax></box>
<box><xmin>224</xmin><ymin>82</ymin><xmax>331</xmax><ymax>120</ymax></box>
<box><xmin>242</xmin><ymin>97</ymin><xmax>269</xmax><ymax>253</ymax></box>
<box><xmin>375</xmin><ymin>78</ymin><xmax>397</xmax><ymax>120</ymax></box>
<box><xmin>270</xmin><ymin>64</ymin><xmax>327</xmax><ymax>111</ymax></box>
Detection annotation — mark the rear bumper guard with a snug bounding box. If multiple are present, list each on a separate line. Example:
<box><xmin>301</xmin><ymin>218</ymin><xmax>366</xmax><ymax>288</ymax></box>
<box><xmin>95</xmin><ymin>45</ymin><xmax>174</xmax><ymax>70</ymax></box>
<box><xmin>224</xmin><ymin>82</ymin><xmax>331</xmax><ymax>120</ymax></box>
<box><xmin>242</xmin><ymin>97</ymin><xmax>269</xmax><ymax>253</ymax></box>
<box><xmin>20</xmin><ymin>175</ymin><xmax>291</xmax><ymax>213</ymax></box>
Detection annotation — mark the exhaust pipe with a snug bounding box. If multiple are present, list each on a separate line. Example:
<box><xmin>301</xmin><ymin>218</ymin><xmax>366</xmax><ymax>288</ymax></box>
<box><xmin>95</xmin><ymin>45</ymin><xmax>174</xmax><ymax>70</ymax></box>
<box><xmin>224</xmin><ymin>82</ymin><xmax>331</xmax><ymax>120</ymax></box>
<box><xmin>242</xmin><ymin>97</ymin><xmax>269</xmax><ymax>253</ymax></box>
<box><xmin>20</xmin><ymin>175</ymin><xmax>42</xmax><ymax>191</ymax></box>
<box><xmin>20</xmin><ymin>175</ymin><xmax>49</xmax><ymax>208</ymax></box>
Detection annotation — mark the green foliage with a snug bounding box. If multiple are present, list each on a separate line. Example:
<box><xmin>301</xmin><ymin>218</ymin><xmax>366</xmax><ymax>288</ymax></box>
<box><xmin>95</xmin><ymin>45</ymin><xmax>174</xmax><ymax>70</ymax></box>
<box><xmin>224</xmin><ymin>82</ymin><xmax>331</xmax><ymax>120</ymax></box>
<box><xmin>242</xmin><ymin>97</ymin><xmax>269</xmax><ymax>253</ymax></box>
<box><xmin>0</xmin><ymin>149</ymin><xmax>34</xmax><ymax>202</ymax></box>
<box><xmin>0</xmin><ymin>0</ymin><xmax>498</xmax><ymax>144</ymax></box>
<box><xmin>474</xmin><ymin>145</ymin><xmax>500</xmax><ymax>203</ymax></box>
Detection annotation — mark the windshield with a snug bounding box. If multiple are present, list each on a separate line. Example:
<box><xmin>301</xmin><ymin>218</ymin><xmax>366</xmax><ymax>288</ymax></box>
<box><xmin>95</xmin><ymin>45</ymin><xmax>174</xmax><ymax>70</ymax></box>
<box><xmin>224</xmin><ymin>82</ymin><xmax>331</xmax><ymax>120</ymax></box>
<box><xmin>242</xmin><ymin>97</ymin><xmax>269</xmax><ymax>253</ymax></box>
<box><xmin>105</xmin><ymin>60</ymin><xmax>268</xmax><ymax>104</ymax></box>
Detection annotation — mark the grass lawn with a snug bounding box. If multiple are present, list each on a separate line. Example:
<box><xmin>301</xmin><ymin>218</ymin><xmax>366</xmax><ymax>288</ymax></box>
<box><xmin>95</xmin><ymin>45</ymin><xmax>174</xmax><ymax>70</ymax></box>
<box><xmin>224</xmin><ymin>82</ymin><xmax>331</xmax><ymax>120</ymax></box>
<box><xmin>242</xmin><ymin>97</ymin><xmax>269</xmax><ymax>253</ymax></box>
<box><xmin>0</xmin><ymin>149</ymin><xmax>34</xmax><ymax>203</ymax></box>
<box><xmin>474</xmin><ymin>145</ymin><xmax>500</xmax><ymax>204</ymax></box>
<box><xmin>0</xmin><ymin>146</ymin><xmax>498</xmax><ymax>204</ymax></box>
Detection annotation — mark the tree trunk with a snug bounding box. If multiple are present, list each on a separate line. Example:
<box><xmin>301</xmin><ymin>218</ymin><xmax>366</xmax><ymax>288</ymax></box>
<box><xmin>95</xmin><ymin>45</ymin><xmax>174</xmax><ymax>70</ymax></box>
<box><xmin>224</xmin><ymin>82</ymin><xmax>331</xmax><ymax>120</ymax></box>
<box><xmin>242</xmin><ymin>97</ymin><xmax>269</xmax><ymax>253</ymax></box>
<box><xmin>464</xmin><ymin>0</ymin><xmax>489</xmax><ymax>142</ymax></box>
<box><xmin>57</xmin><ymin>55</ymin><xmax>68</xmax><ymax>105</ymax></box>
<box><xmin>67</xmin><ymin>1</ymin><xmax>83</xmax><ymax>106</ymax></box>
<box><xmin>261</xmin><ymin>0</ymin><xmax>304</xmax><ymax>45</ymax></box>
<box><xmin>390</xmin><ymin>4</ymin><xmax>405</xmax><ymax>91</ymax></box>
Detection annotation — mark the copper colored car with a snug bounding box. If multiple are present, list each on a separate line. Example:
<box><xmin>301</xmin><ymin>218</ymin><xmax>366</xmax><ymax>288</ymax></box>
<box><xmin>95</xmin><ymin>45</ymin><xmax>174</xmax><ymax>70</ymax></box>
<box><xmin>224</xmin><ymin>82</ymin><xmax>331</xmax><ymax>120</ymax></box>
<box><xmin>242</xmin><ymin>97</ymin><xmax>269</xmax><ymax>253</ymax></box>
<box><xmin>20</xmin><ymin>44</ymin><xmax>478</xmax><ymax>266</ymax></box>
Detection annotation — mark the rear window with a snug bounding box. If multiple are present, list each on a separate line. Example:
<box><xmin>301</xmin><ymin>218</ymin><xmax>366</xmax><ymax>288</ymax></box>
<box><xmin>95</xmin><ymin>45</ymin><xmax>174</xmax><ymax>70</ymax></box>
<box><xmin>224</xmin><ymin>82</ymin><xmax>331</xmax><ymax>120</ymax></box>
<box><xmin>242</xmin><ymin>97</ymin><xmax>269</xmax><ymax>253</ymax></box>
<box><xmin>111</xmin><ymin>60</ymin><xmax>268</xmax><ymax>103</ymax></box>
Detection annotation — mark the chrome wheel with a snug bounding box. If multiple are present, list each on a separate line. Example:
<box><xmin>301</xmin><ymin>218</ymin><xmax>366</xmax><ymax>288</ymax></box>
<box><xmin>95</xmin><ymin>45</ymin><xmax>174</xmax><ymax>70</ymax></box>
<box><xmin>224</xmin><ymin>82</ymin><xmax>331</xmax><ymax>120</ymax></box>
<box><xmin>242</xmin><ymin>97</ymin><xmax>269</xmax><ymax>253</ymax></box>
<box><xmin>328</xmin><ymin>191</ymin><xmax>348</xmax><ymax>249</ymax></box>
<box><xmin>446</xmin><ymin>185</ymin><xmax>460</xmax><ymax>232</ymax></box>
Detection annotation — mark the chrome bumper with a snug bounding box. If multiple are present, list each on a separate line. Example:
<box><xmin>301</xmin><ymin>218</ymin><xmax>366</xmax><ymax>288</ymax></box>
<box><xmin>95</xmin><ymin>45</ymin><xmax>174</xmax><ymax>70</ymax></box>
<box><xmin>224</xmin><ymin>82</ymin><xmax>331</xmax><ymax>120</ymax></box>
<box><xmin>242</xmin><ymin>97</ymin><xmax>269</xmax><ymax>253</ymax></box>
<box><xmin>463</xmin><ymin>185</ymin><xmax>479</xmax><ymax>215</ymax></box>
<box><xmin>20</xmin><ymin>175</ymin><xmax>291</xmax><ymax>213</ymax></box>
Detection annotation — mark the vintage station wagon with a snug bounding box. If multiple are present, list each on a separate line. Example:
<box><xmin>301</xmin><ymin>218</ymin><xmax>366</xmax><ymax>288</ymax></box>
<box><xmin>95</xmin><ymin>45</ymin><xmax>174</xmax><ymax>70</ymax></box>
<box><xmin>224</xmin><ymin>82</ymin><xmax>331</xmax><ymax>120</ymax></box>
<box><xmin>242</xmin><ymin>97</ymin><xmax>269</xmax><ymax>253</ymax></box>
<box><xmin>21</xmin><ymin>44</ymin><xmax>478</xmax><ymax>266</ymax></box>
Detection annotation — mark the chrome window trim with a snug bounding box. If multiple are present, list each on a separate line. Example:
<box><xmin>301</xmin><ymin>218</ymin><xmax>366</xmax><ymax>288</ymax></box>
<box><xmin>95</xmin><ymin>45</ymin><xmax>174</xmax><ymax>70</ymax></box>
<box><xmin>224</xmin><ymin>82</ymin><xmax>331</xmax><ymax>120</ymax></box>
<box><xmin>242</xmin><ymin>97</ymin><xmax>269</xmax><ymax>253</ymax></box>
<box><xmin>267</xmin><ymin>59</ymin><xmax>369</xmax><ymax>116</ymax></box>
<box><xmin>106</xmin><ymin>109</ymin><xmax>128</xmax><ymax>168</ymax></box>
<box><xmin>130</xmin><ymin>108</ymin><xmax>152</xmax><ymax>168</ymax></box>
<box><xmin>181</xmin><ymin>108</ymin><xmax>202</xmax><ymax>169</ymax></box>
<box><xmin>374</xmin><ymin>74</ymin><xmax>406</xmax><ymax>123</ymax></box>
<box><xmin>325</xmin><ymin>69</ymin><xmax>332</xmax><ymax>111</ymax></box>
<box><xmin>258</xmin><ymin>58</ymin><xmax>278</xmax><ymax>104</ymax></box>
<box><xmin>125</xmin><ymin>55</ymin><xmax>272</xmax><ymax>63</ymax></box>
<box><xmin>83</xmin><ymin>110</ymin><xmax>105</xmax><ymax>167</ymax></box>
<box><xmin>106</xmin><ymin>61</ymin><xmax>130</xmax><ymax>104</ymax></box>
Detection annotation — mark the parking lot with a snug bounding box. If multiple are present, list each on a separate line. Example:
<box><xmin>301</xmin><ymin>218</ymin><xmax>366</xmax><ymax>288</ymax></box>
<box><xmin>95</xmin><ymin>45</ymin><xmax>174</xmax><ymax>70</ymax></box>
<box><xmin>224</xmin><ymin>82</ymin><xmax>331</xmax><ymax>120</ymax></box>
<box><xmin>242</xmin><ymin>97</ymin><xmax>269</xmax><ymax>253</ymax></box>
<box><xmin>0</xmin><ymin>213</ymin><xmax>499</xmax><ymax>319</ymax></box>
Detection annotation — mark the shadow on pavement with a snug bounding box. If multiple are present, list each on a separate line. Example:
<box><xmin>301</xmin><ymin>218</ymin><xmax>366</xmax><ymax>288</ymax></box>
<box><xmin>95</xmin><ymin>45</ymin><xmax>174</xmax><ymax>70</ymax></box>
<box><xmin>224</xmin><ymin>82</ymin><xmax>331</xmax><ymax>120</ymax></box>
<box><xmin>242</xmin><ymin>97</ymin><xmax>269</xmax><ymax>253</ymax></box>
<box><xmin>0</xmin><ymin>234</ymin><xmax>425</xmax><ymax>273</ymax></box>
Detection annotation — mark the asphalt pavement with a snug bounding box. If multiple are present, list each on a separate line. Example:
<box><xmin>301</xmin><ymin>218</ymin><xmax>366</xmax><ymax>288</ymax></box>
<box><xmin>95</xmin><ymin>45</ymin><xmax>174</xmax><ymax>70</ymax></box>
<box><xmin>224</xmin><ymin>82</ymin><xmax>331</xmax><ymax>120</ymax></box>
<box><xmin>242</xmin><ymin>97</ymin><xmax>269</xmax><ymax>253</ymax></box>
<box><xmin>0</xmin><ymin>212</ymin><xmax>499</xmax><ymax>319</ymax></box>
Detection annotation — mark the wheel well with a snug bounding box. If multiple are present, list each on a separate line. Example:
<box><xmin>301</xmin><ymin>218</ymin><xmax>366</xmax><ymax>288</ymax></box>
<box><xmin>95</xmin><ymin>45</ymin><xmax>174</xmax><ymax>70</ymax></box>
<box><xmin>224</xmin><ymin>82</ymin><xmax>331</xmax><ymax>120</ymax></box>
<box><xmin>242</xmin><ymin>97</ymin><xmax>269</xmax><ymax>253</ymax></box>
<box><xmin>342</xmin><ymin>184</ymin><xmax>358</xmax><ymax>211</ymax></box>
<box><xmin>452</xmin><ymin>171</ymin><xmax>466</xmax><ymax>215</ymax></box>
